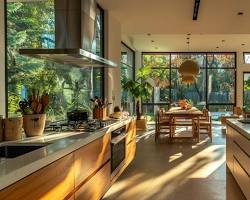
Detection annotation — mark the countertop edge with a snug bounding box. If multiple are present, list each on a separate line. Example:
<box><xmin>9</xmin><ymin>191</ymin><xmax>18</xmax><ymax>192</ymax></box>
<box><xmin>226</xmin><ymin>119</ymin><xmax>250</xmax><ymax>140</ymax></box>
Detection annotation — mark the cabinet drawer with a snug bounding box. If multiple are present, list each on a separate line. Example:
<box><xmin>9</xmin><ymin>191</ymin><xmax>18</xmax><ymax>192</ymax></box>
<box><xmin>226</xmin><ymin>132</ymin><xmax>234</xmax><ymax>172</ymax></box>
<box><xmin>75</xmin><ymin>161</ymin><xmax>111</xmax><ymax>200</ymax></box>
<box><xmin>0</xmin><ymin>154</ymin><xmax>74</xmax><ymax>200</ymax></box>
<box><xmin>232</xmin><ymin>129</ymin><xmax>250</xmax><ymax>156</ymax></box>
<box><xmin>233</xmin><ymin>158</ymin><xmax>250</xmax><ymax>200</ymax></box>
<box><xmin>126</xmin><ymin>121</ymin><xmax>136</xmax><ymax>145</ymax></box>
<box><xmin>233</xmin><ymin>142</ymin><xmax>250</xmax><ymax>176</ymax></box>
<box><xmin>126</xmin><ymin>139</ymin><xmax>136</xmax><ymax>164</ymax></box>
<box><xmin>74</xmin><ymin>133</ymin><xmax>111</xmax><ymax>186</ymax></box>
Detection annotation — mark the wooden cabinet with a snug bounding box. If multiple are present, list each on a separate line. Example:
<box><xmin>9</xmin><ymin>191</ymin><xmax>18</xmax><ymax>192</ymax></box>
<box><xmin>126</xmin><ymin>120</ymin><xmax>136</xmax><ymax>145</ymax></box>
<box><xmin>126</xmin><ymin>120</ymin><xmax>136</xmax><ymax>165</ymax></box>
<box><xmin>75</xmin><ymin>161</ymin><xmax>111</xmax><ymax>200</ymax></box>
<box><xmin>74</xmin><ymin>133</ymin><xmax>111</xmax><ymax>186</ymax></box>
<box><xmin>126</xmin><ymin>139</ymin><xmax>136</xmax><ymax>164</ymax></box>
<box><xmin>233</xmin><ymin>158</ymin><xmax>250</xmax><ymax>200</ymax></box>
<box><xmin>0</xmin><ymin>121</ymin><xmax>135</xmax><ymax>200</ymax></box>
<box><xmin>0</xmin><ymin>154</ymin><xmax>74</xmax><ymax>200</ymax></box>
<box><xmin>226</xmin><ymin>125</ymin><xmax>234</xmax><ymax>172</ymax></box>
<box><xmin>226</xmin><ymin>124</ymin><xmax>250</xmax><ymax>200</ymax></box>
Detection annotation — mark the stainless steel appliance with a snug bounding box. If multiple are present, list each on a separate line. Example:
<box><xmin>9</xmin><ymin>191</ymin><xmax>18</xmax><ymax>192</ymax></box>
<box><xmin>110</xmin><ymin>126</ymin><xmax>126</xmax><ymax>177</ymax></box>
<box><xmin>19</xmin><ymin>0</ymin><xmax>117</xmax><ymax>68</ymax></box>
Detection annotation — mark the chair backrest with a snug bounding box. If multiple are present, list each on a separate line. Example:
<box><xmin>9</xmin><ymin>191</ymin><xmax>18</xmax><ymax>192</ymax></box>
<box><xmin>202</xmin><ymin>108</ymin><xmax>211</xmax><ymax>121</ymax></box>
<box><xmin>233</xmin><ymin>107</ymin><xmax>242</xmax><ymax>116</ymax></box>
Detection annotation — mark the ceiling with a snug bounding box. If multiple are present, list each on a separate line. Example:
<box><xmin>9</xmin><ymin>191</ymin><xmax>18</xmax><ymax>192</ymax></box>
<box><xmin>98</xmin><ymin>0</ymin><xmax>250</xmax><ymax>51</ymax></box>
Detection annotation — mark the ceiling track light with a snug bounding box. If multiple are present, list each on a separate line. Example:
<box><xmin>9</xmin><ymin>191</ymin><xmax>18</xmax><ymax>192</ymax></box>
<box><xmin>193</xmin><ymin>0</ymin><xmax>201</xmax><ymax>20</ymax></box>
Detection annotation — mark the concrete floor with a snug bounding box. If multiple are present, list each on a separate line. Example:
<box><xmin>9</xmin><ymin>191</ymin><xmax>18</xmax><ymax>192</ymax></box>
<box><xmin>104</xmin><ymin>125</ymin><xmax>246</xmax><ymax>200</ymax></box>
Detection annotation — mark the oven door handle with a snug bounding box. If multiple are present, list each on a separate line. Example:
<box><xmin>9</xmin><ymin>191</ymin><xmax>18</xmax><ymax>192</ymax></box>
<box><xmin>111</xmin><ymin>134</ymin><xmax>127</xmax><ymax>145</ymax></box>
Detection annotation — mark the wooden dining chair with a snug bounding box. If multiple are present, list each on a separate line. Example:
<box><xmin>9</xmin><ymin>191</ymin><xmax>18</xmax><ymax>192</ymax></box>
<box><xmin>155</xmin><ymin>109</ymin><xmax>175</xmax><ymax>142</ymax></box>
<box><xmin>193</xmin><ymin>109</ymin><xmax>212</xmax><ymax>142</ymax></box>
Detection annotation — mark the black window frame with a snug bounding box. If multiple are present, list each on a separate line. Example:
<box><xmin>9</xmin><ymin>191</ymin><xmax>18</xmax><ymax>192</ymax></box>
<box><xmin>4</xmin><ymin>1</ymin><xmax>106</xmax><ymax>117</ymax></box>
<box><xmin>121</xmin><ymin>42</ymin><xmax>135</xmax><ymax>114</ymax></box>
<box><xmin>141</xmin><ymin>52</ymin><xmax>237</xmax><ymax>114</ymax></box>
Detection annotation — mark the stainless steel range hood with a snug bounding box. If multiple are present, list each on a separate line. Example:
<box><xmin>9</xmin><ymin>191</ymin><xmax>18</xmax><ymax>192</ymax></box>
<box><xmin>19</xmin><ymin>0</ymin><xmax>117</xmax><ymax>68</ymax></box>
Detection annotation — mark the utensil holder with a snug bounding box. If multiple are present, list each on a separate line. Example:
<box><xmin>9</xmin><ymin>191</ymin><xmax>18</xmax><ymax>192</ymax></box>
<box><xmin>4</xmin><ymin>117</ymin><xmax>23</xmax><ymax>141</ymax></box>
<box><xmin>93</xmin><ymin>108</ymin><xmax>107</xmax><ymax>120</ymax></box>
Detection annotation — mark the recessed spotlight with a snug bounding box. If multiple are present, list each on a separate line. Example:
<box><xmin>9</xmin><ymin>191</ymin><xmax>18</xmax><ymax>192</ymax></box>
<box><xmin>241</xmin><ymin>43</ymin><xmax>246</xmax><ymax>46</ymax></box>
<box><xmin>237</xmin><ymin>12</ymin><xmax>244</xmax><ymax>15</ymax></box>
<box><xmin>147</xmin><ymin>33</ymin><xmax>151</xmax><ymax>36</ymax></box>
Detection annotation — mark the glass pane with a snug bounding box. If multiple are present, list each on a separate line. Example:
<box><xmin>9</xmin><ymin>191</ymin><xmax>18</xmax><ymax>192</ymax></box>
<box><xmin>143</xmin><ymin>54</ymin><xmax>170</xmax><ymax>68</ymax></box>
<box><xmin>208</xmin><ymin>105</ymin><xmax>233</xmax><ymax>121</ymax></box>
<box><xmin>121</xmin><ymin>43</ymin><xmax>135</xmax><ymax>114</ymax></box>
<box><xmin>244</xmin><ymin>53</ymin><xmax>250</xmax><ymax>64</ymax></box>
<box><xmin>243</xmin><ymin>73</ymin><xmax>250</xmax><ymax>109</ymax></box>
<box><xmin>92</xmin><ymin>7</ymin><xmax>103</xmax><ymax>56</ymax></box>
<box><xmin>142</xmin><ymin>104</ymin><xmax>170</xmax><ymax>121</ymax></box>
<box><xmin>171</xmin><ymin>69</ymin><xmax>206</xmax><ymax>109</ymax></box>
<box><xmin>171</xmin><ymin>53</ymin><xmax>206</xmax><ymax>68</ymax></box>
<box><xmin>121</xmin><ymin>45</ymin><xmax>134</xmax><ymax>67</ymax></box>
<box><xmin>7</xmin><ymin>1</ymin><xmax>104</xmax><ymax>120</ymax></box>
<box><xmin>207</xmin><ymin>69</ymin><xmax>235</xmax><ymax>103</ymax></box>
<box><xmin>207</xmin><ymin>53</ymin><xmax>235</xmax><ymax>68</ymax></box>
<box><xmin>121</xmin><ymin>65</ymin><xmax>134</xmax><ymax>114</ymax></box>
<box><xmin>146</xmin><ymin>68</ymin><xmax>170</xmax><ymax>103</ymax></box>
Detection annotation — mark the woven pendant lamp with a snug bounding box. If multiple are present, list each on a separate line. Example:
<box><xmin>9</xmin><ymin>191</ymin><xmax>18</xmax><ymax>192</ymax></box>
<box><xmin>181</xmin><ymin>75</ymin><xmax>195</xmax><ymax>84</ymax></box>
<box><xmin>178</xmin><ymin>38</ymin><xmax>199</xmax><ymax>84</ymax></box>
<box><xmin>178</xmin><ymin>60</ymin><xmax>199</xmax><ymax>76</ymax></box>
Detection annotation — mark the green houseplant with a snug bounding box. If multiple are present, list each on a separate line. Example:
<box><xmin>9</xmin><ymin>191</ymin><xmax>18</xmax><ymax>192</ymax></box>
<box><xmin>122</xmin><ymin>66</ymin><xmax>153</xmax><ymax>120</ymax></box>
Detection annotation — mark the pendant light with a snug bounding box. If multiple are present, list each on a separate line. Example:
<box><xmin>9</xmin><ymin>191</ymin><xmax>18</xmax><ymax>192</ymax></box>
<box><xmin>181</xmin><ymin>75</ymin><xmax>195</xmax><ymax>84</ymax></box>
<box><xmin>178</xmin><ymin>37</ymin><xmax>199</xmax><ymax>84</ymax></box>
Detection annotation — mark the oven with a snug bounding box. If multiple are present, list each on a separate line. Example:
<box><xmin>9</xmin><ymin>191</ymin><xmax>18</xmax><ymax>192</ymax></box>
<box><xmin>110</xmin><ymin>125</ymin><xmax>126</xmax><ymax>177</ymax></box>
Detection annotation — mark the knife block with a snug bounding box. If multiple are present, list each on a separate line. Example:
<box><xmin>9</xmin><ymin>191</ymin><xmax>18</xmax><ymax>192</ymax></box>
<box><xmin>93</xmin><ymin>108</ymin><xmax>107</xmax><ymax>120</ymax></box>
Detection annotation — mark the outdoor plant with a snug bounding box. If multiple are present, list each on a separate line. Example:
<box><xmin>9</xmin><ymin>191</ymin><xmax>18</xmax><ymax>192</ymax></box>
<box><xmin>122</xmin><ymin>66</ymin><xmax>153</xmax><ymax>120</ymax></box>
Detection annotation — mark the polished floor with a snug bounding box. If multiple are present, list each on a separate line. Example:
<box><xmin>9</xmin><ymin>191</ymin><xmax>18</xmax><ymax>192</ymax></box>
<box><xmin>104</xmin><ymin>125</ymin><xmax>246</xmax><ymax>200</ymax></box>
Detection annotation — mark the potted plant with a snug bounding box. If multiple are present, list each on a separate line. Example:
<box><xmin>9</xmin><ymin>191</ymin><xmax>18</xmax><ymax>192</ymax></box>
<box><xmin>122</xmin><ymin>66</ymin><xmax>153</xmax><ymax>129</ymax></box>
<box><xmin>19</xmin><ymin>90</ymin><xmax>49</xmax><ymax>137</ymax></box>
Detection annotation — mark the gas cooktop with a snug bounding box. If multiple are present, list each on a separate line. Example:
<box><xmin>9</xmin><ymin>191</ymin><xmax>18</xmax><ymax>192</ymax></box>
<box><xmin>45</xmin><ymin>119</ymin><xmax>117</xmax><ymax>133</ymax></box>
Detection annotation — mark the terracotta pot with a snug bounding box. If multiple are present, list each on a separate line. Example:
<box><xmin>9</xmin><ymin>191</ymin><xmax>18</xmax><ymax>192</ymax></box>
<box><xmin>4</xmin><ymin>117</ymin><xmax>23</xmax><ymax>141</ymax></box>
<box><xmin>23</xmin><ymin>114</ymin><xmax>46</xmax><ymax>137</ymax></box>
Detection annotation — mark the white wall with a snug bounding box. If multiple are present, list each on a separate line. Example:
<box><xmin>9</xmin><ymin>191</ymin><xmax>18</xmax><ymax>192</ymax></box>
<box><xmin>0</xmin><ymin>1</ymin><xmax>5</xmax><ymax>116</ymax></box>
<box><xmin>104</xmin><ymin>11</ymin><xmax>122</xmax><ymax>114</ymax></box>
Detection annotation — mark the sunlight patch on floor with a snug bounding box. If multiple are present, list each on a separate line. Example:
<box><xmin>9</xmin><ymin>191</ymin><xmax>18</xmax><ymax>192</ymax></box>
<box><xmin>105</xmin><ymin>145</ymin><xmax>225</xmax><ymax>200</ymax></box>
<box><xmin>169</xmin><ymin>152</ymin><xmax>183</xmax><ymax>163</ymax></box>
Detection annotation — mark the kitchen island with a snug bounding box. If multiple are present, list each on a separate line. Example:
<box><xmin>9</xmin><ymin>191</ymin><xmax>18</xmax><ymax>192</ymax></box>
<box><xmin>226</xmin><ymin>119</ymin><xmax>250</xmax><ymax>200</ymax></box>
<box><xmin>0</xmin><ymin>117</ymin><xmax>136</xmax><ymax>200</ymax></box>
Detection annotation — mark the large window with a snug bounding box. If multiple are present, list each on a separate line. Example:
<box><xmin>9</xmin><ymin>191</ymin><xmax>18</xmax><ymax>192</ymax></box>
<box><xmin>243</xmin><ymin>72</ymin><xmax>250</xmax><ymax>110</ymax></box>
<box><xmin>142</xmin><ymin>52</ymin><xmax>236</xmax><ymax>120</ymax></box>
<box><xmin>121</xmin><ymin>43</ymin><xmax>135</xmax><ymax>114</ymax></box>
<box><xmin>6</xmin><ymin>0</ymin><xmax>104</xmax><ymax>120</ymax></box>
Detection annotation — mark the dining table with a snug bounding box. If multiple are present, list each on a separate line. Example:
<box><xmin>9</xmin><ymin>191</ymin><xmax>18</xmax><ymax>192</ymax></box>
<box><xmin>165</xmin><ymin>106</ymin><xmax>204</xmax><ymax>141</ymax></box>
